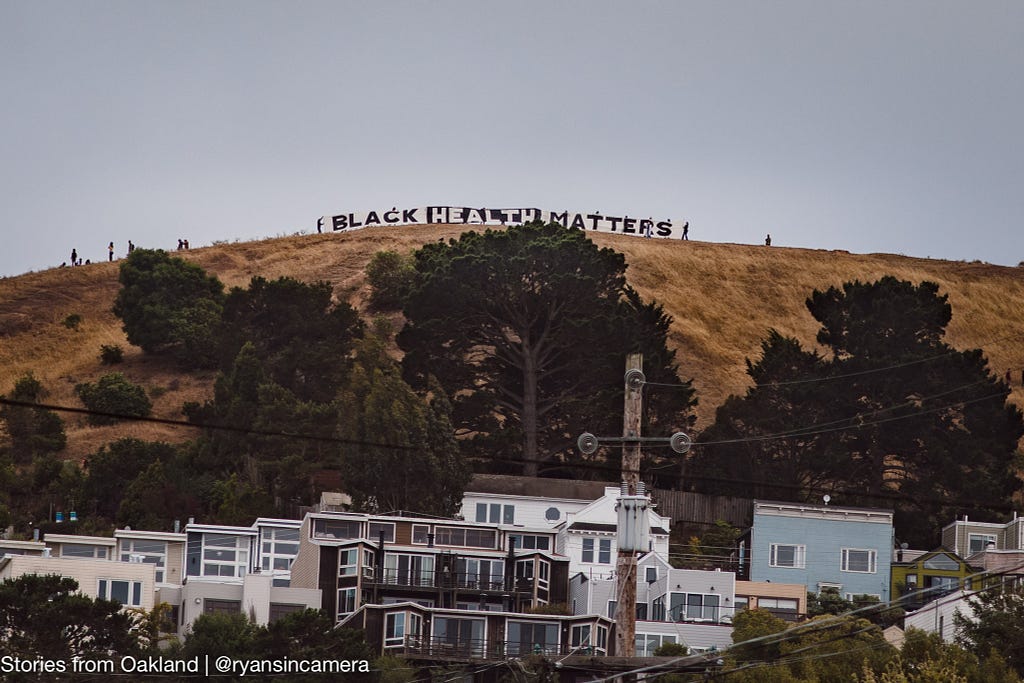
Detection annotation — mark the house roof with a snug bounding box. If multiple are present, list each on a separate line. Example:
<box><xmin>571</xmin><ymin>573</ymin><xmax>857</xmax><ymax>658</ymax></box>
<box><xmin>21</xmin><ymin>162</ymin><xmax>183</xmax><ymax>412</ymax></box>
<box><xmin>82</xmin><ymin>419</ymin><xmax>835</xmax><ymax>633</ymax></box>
<box><xmin>465</xmin><ymin>474</ymin><xmax>613</xmax><ymax>501</ymax></box>
<box><xmin>568</xmin><ymin>521</ymin><xmax>670</xmax><ymax>535</ymax></box>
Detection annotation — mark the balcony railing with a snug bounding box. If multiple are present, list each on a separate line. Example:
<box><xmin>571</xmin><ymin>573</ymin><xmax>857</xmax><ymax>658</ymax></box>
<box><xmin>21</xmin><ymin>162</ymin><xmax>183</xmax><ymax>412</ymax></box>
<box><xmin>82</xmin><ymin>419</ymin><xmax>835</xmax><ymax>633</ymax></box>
<box><xmin>394</xmin><ymin>636</ymin><xmax>578</xmax><ymax>660</ymax></box>
<box><xmin>369</xmin><ymin>568</ymin><xmax>517</xmax><ymax>592</ymax></box>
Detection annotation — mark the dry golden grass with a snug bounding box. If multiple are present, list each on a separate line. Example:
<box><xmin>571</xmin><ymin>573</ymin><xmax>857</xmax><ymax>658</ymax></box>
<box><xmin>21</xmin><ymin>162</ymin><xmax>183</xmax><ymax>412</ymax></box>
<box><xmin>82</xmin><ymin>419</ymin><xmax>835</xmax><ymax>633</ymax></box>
<box><xmin>2</xmin><ymin>227</ymin><xmax>1023</xmax><ymax>462</ymax></box>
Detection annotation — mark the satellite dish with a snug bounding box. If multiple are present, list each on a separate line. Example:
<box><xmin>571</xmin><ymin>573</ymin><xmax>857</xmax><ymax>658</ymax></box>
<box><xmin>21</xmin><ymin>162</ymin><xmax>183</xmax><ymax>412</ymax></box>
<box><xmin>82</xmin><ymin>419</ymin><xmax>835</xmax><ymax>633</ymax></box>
<box><xmin>577</xmin><ymin>432</ymin><xmax>599</xmax><ymax>455</ymax></box>
<box><xmin>669</xmin><ymin>432</ymin><xmax>692</xmax><ymax>454</ymax></box>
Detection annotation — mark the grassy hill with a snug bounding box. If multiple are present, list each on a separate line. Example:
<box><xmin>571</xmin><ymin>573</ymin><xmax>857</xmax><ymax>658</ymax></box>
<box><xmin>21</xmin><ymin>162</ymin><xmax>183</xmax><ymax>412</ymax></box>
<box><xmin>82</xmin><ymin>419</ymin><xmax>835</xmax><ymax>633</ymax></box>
<box><xmin>2</xmin><ymin>226</ymin><xmax>1023</xmax><ymax>462</ymax></box>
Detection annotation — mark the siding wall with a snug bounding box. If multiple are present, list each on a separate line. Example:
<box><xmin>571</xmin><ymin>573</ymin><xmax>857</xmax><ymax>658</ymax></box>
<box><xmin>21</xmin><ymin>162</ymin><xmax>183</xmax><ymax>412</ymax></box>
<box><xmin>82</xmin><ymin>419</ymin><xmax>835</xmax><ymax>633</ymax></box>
<box><xmin>0</xmin><ymin>555</ymin><xmax>156</xmax><ymax>610</ymax></box>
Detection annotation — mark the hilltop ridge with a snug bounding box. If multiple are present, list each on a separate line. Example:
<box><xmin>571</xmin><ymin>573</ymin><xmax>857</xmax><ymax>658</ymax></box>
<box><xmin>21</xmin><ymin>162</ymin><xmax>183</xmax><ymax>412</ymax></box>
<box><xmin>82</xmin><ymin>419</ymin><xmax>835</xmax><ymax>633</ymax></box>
<box><xmin>1</xmin><ymin>225</ymin><xmax>1022</xmax><ymax>460</ymax></box>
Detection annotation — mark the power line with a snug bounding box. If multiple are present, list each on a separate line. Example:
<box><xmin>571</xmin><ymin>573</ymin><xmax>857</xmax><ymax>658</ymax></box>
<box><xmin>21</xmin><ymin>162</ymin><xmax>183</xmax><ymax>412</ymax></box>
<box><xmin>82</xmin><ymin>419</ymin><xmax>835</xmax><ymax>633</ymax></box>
<box><xmin>642</xmin><ymin>331</ymin><xmax>1024</xmax><ymax>390</ymax></box>
<box><xmin>0</xmin><ymin>397</ymin><xmax>417</xmax><ymax>451</ymax></box>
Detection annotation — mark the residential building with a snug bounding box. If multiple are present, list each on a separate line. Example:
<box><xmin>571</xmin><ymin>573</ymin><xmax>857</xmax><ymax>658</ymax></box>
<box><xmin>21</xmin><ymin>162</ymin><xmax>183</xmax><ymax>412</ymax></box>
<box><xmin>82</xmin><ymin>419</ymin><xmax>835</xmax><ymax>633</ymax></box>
<box><xmin>747</xmin><ymin>500</ymin><xmax>894</xmax><ymax>602</ymax></box>
<box><xmin>181</xmin><ymin>519</ymin><xmax>318</xmax><ymax>631</ymax></box>
<box><xmin>556</xmin><ymin>486</ymin><xmax>671</xmax><ymax>578</ymax></box>
<box><xmin>570</xmin><ymin>551</ymin><xmax>735</xmax><ymax>653</ymax></box>
<box><xmin>941</xmin><ymin>513</ymin><xmax>1024</xmax><ymax>558</ymax></box>
<box><xmin>890</xmin><ymin>548</ymin><xmax>979</xmax><ymax>612</ymax></box>
<box><xmin>734</xmin><ymin>580</ymin><xmax>807</xmax><ymax>621</ymax></box>
<box><xmin>43</xmin><ymin>533</ymin><xmax>116</xmax><ymax>561</ymax></box>
<box><xmin>0</xmin><ymin>553</ymin><xmax>157</xmax><ymax>611</ymax></box>
<box><xmin>347</xmin><ymin>602</ymin><xmax>614</xmax><ymax>660</ymax></box>
<box><xmin>903</xmin><ymin>589</ymin><xmax>974</xmax><ymax>643</ymax></box>
<box><xmin>290</xmin><ymin>510</ymin><xmax>571</xmax><ymax>622</ymax></box>
<box><xmin>0</xmin><ymin>539</ymin><xmax>47</xmax><ymax>557</ymax></box>
<box><xmin>114</xmin><ymin>528</ymin><xmax>186</xmax><ymax>587</ymax></box>
<box><xmin>462</xmin><ymin>474</ymin><xmax>611</xmax><ymax>528</ymax></box>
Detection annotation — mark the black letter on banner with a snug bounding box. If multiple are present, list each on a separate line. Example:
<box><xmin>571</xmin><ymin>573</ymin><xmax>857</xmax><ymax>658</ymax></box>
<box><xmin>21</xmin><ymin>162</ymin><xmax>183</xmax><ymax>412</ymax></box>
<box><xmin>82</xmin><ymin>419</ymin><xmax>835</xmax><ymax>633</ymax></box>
<box><xmin>623</xmin><ymin>217</ymin><xmax>637</xmax><ymax>234</ymax></box>
<box><xmin>333</xmin><ymin>215</ymin><xmax>348</xmax><ymax>230</ymax></box>
<box><xmin>656</xmin><ymin>221</ymin><xmax>672</xmax><ymax>236</ymax></box>
<box><xmin>587</xmin><ymin>213</ymin><xmax>603</xmax><ymax>230</ymax></box>
<box><xmin>427</xmin><ymin>207</ymin><xmax>448</xmax><ymax>223</ymax></box>
<box><xmin>384</xmin><ymin>208</ymin><xmax>400</xmax><ymax>223</ymax></box>
<box><xmin>550</xmin><ymin>211</ymin><xmax>569</xmax><ymax>226</ymax></box>
<box><xmin>348</xmin><ymin>213</ymin><xmax>362</xmax><ymax>228</ymax></box>
<box><xmin>570</xmin><ymin>214</ymin><xmax>587</xmax><ymax>230</ymax></box>
<box><xmin>403</xmin><ymin>208</ymin><xmax>419</xmax><ymax>223</ymax></box>
<box><xmin>639</xmin><ymin>219</ymin><xmax>653</xmax><ymax>235</ymax></box>
<box><xmin>365</xmin><ymin>211</ymin><xmax>381</xmax><ymax>226</ymax></box>
<box><xmin>607</xmin><ymin>216</ymin><xmax>622</xmax><ymax>231</ymax></box>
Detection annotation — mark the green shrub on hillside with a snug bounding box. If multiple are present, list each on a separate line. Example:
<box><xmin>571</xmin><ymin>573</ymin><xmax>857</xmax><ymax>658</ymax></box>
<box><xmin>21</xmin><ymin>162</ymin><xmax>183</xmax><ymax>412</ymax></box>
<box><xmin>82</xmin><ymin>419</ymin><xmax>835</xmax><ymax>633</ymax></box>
<box><xmin>74</xmin><ymin>373</ymin><xmax>152</xmax><ymax>425</ymax></box>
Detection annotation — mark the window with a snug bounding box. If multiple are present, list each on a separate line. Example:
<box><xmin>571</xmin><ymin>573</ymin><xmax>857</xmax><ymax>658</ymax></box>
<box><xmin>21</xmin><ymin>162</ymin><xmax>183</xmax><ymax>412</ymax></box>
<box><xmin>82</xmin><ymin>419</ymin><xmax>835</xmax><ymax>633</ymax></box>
<box><xmin>97</xmin><ymin>579</ymin><xmax>143</xmax><ymax>607</ymax></box>
<box><xmin>475</xmin><ymin>503</ymin><xmax>487</xmax><ymax>523</ymax></box>
<box><xmin>313</xmin><ymin>519</ymin><xmax>361</xmax><ymax>540</ymax></box>
<box><xmin>510</xmin><ymin>534</ymin><xmax>551</xmax><ymax>551</ymax></box>
<box><xmin>769</xmin><ymin>543</ymin><xmax>806</xmax><ymax>568</ymax></box>
<box><xmin>645</xmin><ymin>567</ymin><xmax>658</xmax><ymax>583</ymax></box>
<box><xmin>968</xmin><ymin>534</ymin><xmax>997</xmax><ymax>554</ymax></box>
<box><xmin>841</xmin><ymin>548</ymin><xmax>877</xmax><ymax>573</ymax></box>
<box><xmin>636</xmin><ymin>602</ymin><xmax>648</xmax><ymax>620</ymax></box>
<box><xmin>571</xmin><ymin>624</ymin><xmax>591</xmax><ymax>649</ymax></box>
<box><xmin>516</xmin><ymin>558</ymin><xmax>534</xmax><ymax>589</ymax></box>
<box><xmin>582</xmin><ymin>538</ymin><xmax>612</xmax><ymax>564</ymax></box>
<box><xmin>62</xmin><ymin>543</ymin><xmax>108</xmax><ymax>560</ymax></box>
<box><xmin>363</xmin><ymin>549</ymin><xmax>376</xmax><ymax>579</ymax></box>
<box><xmin>269</xmin><ymin>603</ymin><xmax>305</xmax><ymax>623</ymax></box>
<box><xmin>607</xmin><ymin>600</ymin><xmax>617</xmax><ymax>618</ymax></box>
<box><xmin>758</xmin><ymin>598</ymin><xmax>799</xmax><ymax>612</ymax></box>
<box><xmin>260</xmin><ymin>527</ymin><xmax>299</xmax><ymax>574</ymax></box>
<box><xmin>635</xmin><ymin>634</ymin><xmax>677</xmax><ymax>657</ymax></box>
<box><xmin>652</xmin><ymin>596</ymin><xmax>665</xmax><ymax>621</ymax></box>
<box><xmin>734</xmin><ymin>596</ymin><xmax>749</xmax><ymax>612</ymax></box>
<box><xmin>669</xmin><ymin>593</ymin><xmax>720</xmax><ymax>622</ymax></box>
<box><xmin>339</xmin><ymin>548</ymin><xmax>359</xmax><ymax>576</ymax></box>
<box><xmin>923</xmin><ymin>554</ymin><xmax>960</xmax><ymax>570</ymax></box>
<box><xmin>337</xmin><ymin>588</ymin><xmax>357</xmax><ymax>619</ymax></box>
<box><xmin>385</xmin><ymin>612</ymin><xmax>406</xmax><ymax>647</ymax></box>
<box><xmin>368</xmin><ymin>522</ymin><xmax>395</xmax><ymax>543</ymax></box>
<box><xmin>204</xmin><ymin>599</ymin><xmax>241</xmax><ymax>614</ymax></box>
<box><xmin>538</xmin><ymin>560</ymin><xmax>550</xmax><ymax>590</ymax></box>
<box><xmin>433</xmin><ymin>617</ymin><xmax>485</xmax><ymax>657</ymax></box>
<box><xmin>545</xmin><ymin>507</ymin><xmax>561</xmax><ymax>521</ymax></box>
<box><xmin>412</xmin><ymin>525</ymin><xmax>430</xmax><ymax>545</ymax></box>
<box><xmin>455</xmin><ymin>558</ymin><xmax>504</xmax><ymax>590</ymax></box>
<box><xmin>384</xmin><ymin>554</ymin><xmax>435</xmax><ymax>586</ymax></box>
<box><xmin>121</xmin><ymin>539</ymin><xmax>167</xmax><ymax>583</ymax></box>
<box><xmin>507</xmin><ymin>621</ymin><xmax>558</xmax><ymax>656</ymax></box>
<box><xmin>434</xmin><ymin>527</ymin><xmax>497</xmax><ymax>549</ymax></box>
<box><xmin>202</xmin><ymin>534</ymin><xmax>250</xmax><ymax>578</ymax></box>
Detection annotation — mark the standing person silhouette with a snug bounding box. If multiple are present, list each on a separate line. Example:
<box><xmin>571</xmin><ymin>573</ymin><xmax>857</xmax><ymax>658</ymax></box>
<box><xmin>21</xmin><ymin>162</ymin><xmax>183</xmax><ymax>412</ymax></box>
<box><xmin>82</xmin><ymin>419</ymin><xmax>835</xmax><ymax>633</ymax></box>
<box><xmin>108</xmin><ymin>242</ymin><xmax>114</xmax><ymax>261</ymax></box>
<box><xmin>71</xmin><ymin>248</ymin><xmax>77</xmax><ymax>265</ymax></box>
<box><xmin>765</xmin><ymin>234</ymin><xmax>772</xmax><ymax>246</ymax></box>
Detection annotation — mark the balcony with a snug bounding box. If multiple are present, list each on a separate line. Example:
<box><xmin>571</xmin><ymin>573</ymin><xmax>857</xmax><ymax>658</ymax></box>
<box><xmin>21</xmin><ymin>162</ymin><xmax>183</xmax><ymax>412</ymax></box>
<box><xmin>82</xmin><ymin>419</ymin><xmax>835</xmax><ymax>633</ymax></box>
<box><xmin>393</xmin><ymin>635</ymin><xmax>577</xmax><ymax>660</ymax></box>
<box><xmin>368</xmin><ymin>568</ymin><xmax>518</xmax><ymax>593</ymax></box>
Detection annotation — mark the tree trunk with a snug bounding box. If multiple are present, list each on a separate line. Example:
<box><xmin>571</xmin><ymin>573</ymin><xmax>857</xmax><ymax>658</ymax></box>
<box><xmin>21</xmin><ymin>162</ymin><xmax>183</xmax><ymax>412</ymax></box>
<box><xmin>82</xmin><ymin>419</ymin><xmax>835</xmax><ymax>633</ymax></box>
<box><xmin>522</xmin><ymin>337</ymin><xmax>539</xmax><ymax>477</ymax></box>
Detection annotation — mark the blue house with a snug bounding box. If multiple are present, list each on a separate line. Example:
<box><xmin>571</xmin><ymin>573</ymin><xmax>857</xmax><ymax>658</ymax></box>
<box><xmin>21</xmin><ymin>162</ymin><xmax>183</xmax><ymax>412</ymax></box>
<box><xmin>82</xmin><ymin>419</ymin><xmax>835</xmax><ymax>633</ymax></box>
<box><xmin>748</xmin><ymin>501</ymin><xmax>894</xmax><ymax>603</ymax></box>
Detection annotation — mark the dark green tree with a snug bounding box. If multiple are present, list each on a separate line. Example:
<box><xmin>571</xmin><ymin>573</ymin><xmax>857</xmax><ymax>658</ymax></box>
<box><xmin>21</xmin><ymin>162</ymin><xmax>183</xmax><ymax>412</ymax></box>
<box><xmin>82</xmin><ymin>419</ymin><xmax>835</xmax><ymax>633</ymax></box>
<box><xmin>1</xmin><ymin>373</ymin><xmax>66</xmax><ymax>464</ymax></box>
<box><xmin>690</xmin><ymin>277</ymin><xmax>1023</xmax><ymax>546</ymax></box>
<box><xmin>74</xmin><ymin>372</ymin><xmax>152</xmax><ymax>425</ymax></box>
<box><xmin>398</xmin><ymin>221</ymin><xmax>696</xmax><ymax>478</ymax></box>
<box><xmin>253</xmin><ymin>609</ymin><xmax>375</xmax><ymax>682</ymax></box>
<box><xmin>0</xmin><ymin>574</ymin><xmax>140</xmax><ymax>666</ymax></box>
<box><xmin>112</xmin><ymin>248</ymin><xmax>225</xmax><ymax>366</ymax></box>
<box><xmin>339</xmin><ymin>326</ymin><xmax>470</xmax><ymax>515</ymax></box>
<box><xmin>83</xmin><ymin>438</ymin><xmax>178</xmax><ymax>521</ymax></box>
<box><xmin>217</xmin><ymin>276</ymin><xmax>363</xmax><ymax>403</ymax></box>
<box><xmin>366</xmin><ymin>249</ymin><xmax>418</xmax><ymax>310</ymax></box>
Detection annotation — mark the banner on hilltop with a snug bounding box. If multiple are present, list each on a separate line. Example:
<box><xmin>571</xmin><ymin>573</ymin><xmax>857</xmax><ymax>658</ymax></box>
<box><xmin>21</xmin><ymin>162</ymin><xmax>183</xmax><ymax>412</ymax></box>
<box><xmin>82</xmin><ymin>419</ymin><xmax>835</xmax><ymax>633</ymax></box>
<box><xmin>317</xmin><ymin>206</ymin><xmax>689</xmax><ymax>240</ymax></box>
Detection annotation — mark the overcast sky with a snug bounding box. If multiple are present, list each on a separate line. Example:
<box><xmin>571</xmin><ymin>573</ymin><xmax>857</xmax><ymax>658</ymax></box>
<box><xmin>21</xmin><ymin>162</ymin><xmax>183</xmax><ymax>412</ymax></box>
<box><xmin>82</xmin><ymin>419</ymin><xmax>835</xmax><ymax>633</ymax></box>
<box><xmin>2</xmin><ymin>1</ymin><xmax>1022</xmax><ymax>277</ymax></box>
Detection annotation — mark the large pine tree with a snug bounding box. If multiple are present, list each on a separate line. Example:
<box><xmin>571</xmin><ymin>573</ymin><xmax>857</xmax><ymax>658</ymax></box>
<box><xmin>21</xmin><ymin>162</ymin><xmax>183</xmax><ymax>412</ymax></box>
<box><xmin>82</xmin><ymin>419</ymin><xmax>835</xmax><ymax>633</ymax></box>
<box><xmin>690</xmin><ymin>277</ymin><xmax>1023</xmax><ymax>546</ymax></box>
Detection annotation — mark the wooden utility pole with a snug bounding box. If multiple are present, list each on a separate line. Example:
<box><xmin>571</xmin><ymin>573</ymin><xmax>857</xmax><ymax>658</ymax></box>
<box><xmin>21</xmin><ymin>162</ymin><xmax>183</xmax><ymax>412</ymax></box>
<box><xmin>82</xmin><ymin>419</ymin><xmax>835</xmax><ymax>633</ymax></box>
<box><xmin>614</xmin><ymin>352</ymin><xmax>643</xmax><ymax>660</ymax></box>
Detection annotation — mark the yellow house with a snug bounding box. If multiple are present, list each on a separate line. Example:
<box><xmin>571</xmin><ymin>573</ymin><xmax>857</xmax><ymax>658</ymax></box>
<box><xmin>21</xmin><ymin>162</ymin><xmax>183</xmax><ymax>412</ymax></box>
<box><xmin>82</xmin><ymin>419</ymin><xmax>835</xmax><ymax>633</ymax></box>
<box><xmin>890</xmin><ymin>548</ymin><xmax>978</xmax><ymax>612</ymax></box>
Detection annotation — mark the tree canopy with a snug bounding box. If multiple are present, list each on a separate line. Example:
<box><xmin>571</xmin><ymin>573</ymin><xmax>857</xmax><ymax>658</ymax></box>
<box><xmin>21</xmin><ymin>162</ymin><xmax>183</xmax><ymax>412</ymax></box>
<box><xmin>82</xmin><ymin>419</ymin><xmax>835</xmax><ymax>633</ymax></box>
<box><xmin>689</xmin><ymin>277</ymin><xmax>1023</xmax><ymax>546</ymax></box>
<box><xmin>112</xmin><ymin>248</ymin><xmax>225</xmax><ymax>366</ymax></box>
<box><xmin>398</xmin><ymin>221</ymin><xmax>696</xmax><ymax>478</ymax></box>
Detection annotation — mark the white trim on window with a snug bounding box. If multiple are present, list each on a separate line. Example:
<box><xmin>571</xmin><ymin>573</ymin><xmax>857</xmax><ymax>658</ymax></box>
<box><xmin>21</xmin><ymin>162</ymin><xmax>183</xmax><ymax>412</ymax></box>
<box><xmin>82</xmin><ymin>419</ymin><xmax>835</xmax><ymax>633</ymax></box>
<box><xmin>841</xmin><ymin>548</ymin><xmax>877</xmax><ymax>574</ymax></box>
<box><xmin>769</xmin><ymin>543</ymin><xmax>806</xmax><ymax>568</ymax></box>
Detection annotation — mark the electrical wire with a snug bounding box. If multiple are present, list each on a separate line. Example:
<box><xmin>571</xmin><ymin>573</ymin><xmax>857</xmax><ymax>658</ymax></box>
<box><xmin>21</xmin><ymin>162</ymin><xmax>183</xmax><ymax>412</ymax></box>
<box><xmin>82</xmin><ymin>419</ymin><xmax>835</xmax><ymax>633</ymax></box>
<box><xmin>641</xmin><ymin>331</ymin><xmax>1024</xmax><ymax>390</ymax></box>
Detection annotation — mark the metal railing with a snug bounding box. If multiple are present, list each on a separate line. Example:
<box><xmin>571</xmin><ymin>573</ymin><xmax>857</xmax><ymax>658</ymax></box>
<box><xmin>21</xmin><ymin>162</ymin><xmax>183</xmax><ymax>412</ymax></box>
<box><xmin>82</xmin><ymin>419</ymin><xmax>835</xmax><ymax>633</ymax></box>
<box><xmin>395</xmin><ymin>636</ymin><xmax>576</xmax><ymax>660</ymax></box>
<box><xmin>369</xmin><ymin>568</ymin><xmax>517</xmax><ymax>592</ymax></box>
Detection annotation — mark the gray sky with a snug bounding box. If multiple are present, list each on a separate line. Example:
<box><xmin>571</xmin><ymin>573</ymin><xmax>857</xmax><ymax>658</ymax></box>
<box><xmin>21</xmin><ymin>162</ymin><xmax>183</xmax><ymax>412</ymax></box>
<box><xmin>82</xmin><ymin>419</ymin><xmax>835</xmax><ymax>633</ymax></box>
<box><xmin>2</xmin><ymin>1</ymin><xmax>1022</xmax><ymax>277</ymax></box>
